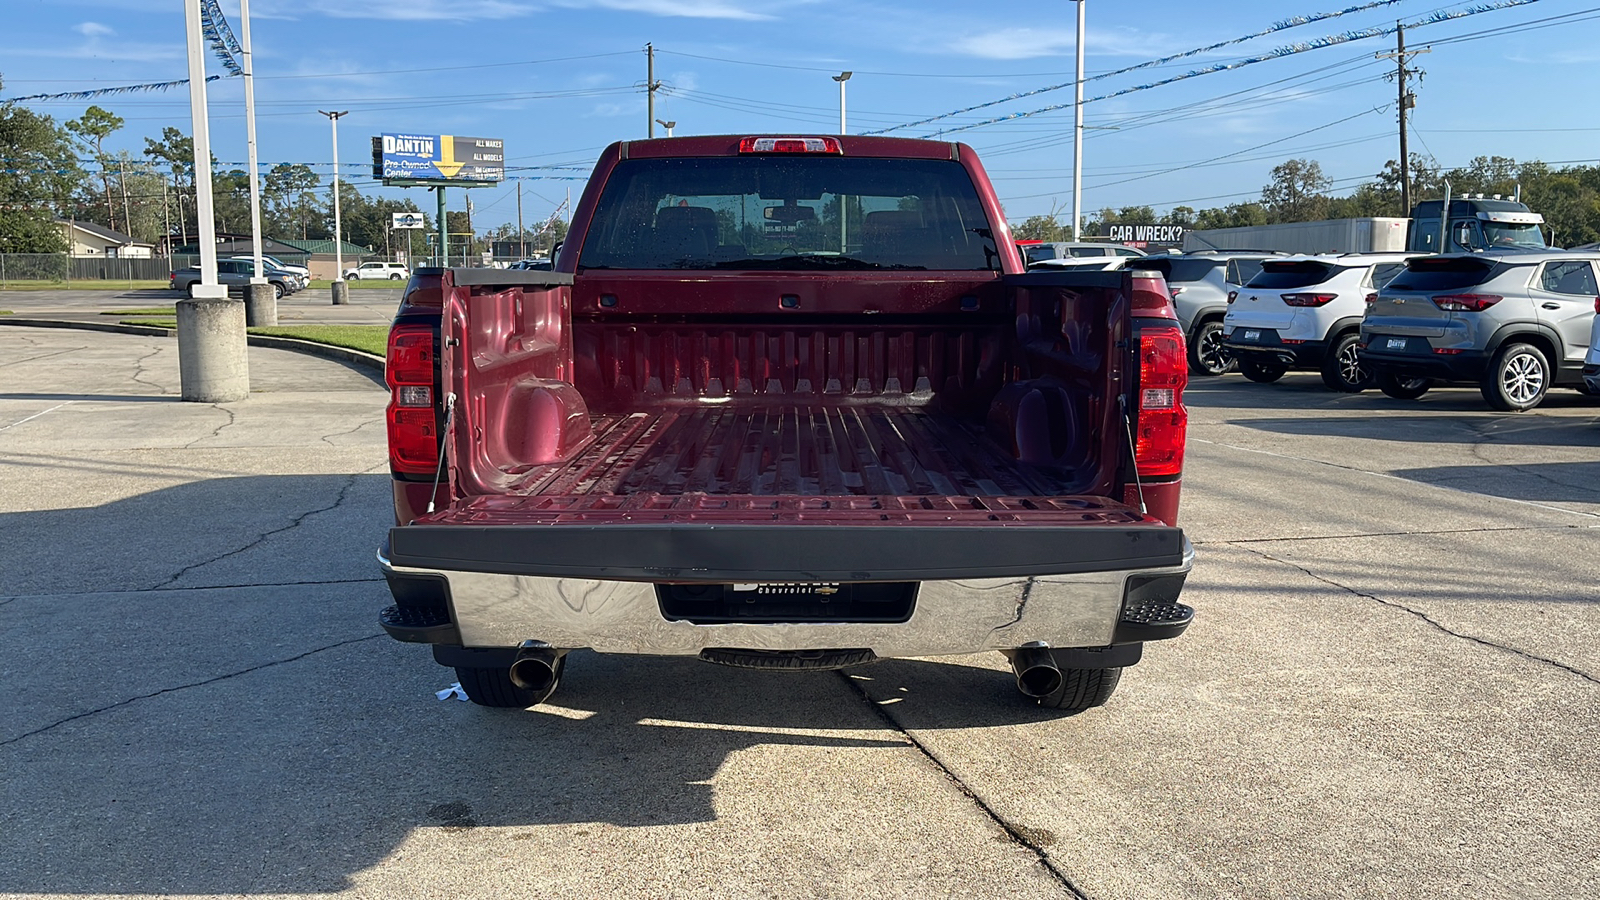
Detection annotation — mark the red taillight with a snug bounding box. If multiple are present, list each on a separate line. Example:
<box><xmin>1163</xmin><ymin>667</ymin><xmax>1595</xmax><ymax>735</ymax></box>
<box><xmin>1432</xmin><ymin>293</ymin><xmax>1502</xmax><ymax>312</ymax></box>
<box><xmin>1227</xmin><ymin>290</ymin><xmax>1238</xmax><ymax>304</ymax></box>
<box><xmin>1168</xmin><ymin>286</ymin><xmax>1185</xmax><ymax>297</ymax></box>
<box><xmin>1364</xmin><ymin>292</ymin><xmax>1378</xmax><ymax>305</ymax></box>
<box><xmin>386</xmin><ymin>324</ymin><xmax>439</xmax><ymax>475</ymax></box>
<box><xmin>1281</xmin><ymin>293</ymin><xmax>1338</xmax><ymax>307</ymax></box>
<box><xmin>1135</xmin><ymin>325</ymin><xmax>1188</xmax><ymax>480</ymax></box>
<box><xmin>1593</xmin><ymin>296</ymin><xmax>1599</xmax><ymax>315</ymax></box>
<box><xmin>738</xmin><ymin>136</ymin><xmax>843</xmax><ymax>154</ymax></box>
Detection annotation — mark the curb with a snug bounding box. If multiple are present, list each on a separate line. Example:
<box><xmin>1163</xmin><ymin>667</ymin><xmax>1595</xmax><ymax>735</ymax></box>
<box><xmin>0</xmin><ymin>316</ymin><xmax>386</xmax><ymax>376</ymax></box>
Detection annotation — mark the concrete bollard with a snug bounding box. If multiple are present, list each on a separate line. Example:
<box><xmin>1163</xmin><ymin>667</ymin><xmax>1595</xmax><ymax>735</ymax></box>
<box><xmin>331</xmin><ymin>280</ymin><xmax>349</xmax><ymax>305</ymax></box>
<box><xmin>177</xmin><ymin>298</ymin><xmax>250</xmax><ymax>403</ymax></box>
<box><xmin>244</xmin><ymin>282</ymin><xmax>277</xmax><ymax>327</ymax></box>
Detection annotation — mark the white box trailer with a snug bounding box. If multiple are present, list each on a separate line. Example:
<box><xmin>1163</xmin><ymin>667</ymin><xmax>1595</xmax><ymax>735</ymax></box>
<box><xmin>1183</xmin><ymin>217</ymin><xmax>1409</xmax><ymax>255</ymax></box>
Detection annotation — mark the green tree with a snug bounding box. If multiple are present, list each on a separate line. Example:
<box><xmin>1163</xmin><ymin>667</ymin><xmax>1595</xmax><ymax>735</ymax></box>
<box><xmin>1193</xmin><ymin>202</ymin><xmax>1268</xmax><ymax>230</ymax></box>
<box><xmin>65</xmin><ymin>105</ymin><xmax>124</xmax><ymax>233</ymax></box>
<box><xmin>264</xmin><ymin>163</ymin><xmax>319</xmax><ymax>238</ymax></box>
<box><xmin>1010</xmin><ymin>214</ymin><xmax>1069</xmax><ymax>241</ymax></box>
<box><xmin>1261</xmin><ymin>159</ymin><xmax>1330</xmax><ymax>223</ymax></box>
<box><xmin>0</xmin><ymin>75</ymin><xmax>80</xmax><ymax>252</ymax></box>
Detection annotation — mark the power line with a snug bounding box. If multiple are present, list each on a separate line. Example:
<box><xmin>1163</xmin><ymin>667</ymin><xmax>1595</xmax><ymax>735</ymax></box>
<box><xmin>915</xmin><ymin>0</ymin><xmax>1546</xmax><ymax>139</ymax></box>
<box><xmin>866</xmin><ymin>0</ymin><xmax>1411</xmax><ymax>136</ymax></box>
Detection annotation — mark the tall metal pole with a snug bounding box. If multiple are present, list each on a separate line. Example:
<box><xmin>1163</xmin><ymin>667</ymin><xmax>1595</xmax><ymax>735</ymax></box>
<box><xmin>184</xmin><ymin>0</ymin><xmax>224</xmax><ymax>298</ymax></box>
<box><xmin>517</xmin><ymin>180</ymin><xmax>525</xmax><ymax>260</ymax></box>
<box><xmin>1071</xmin><ymin>0</ymin><xmax>1086</xmax><ymax>241</ymax></box>
<box><xmin>833</xmin><ymin>71</ymin><xmax>852</xmax><ymax>134</ymax></box>
<box><xmin>437</xmin><ymin>187</ymin><xmax>447</xmax><ymax>267</ymax></box>
<box><xmin>318</xmin><ymin>110</ymin><xmax>348</xmax><ymax>280</ymax></box>
<box><xmin>241</xmin><ymin>0</ymin><xmax>266</xmax><ymax>283</ymax></box>
<box><xmin>646</xmin><ymin>43</ymin><xmax>658</xmax><ymax>138</ymax></box>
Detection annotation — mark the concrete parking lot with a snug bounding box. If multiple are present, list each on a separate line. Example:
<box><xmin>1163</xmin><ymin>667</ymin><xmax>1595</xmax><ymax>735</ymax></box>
<box><xmin>1</xmin><ymin>322</ymin><xmax>1596</xmax><ymax>899</ymax></box>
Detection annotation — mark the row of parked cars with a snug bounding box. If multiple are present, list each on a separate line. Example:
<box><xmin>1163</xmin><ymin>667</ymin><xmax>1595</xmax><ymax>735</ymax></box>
<box><xmin>1030</xmin><ymin>247</ymin><xmax>1598</xmax><ymax>412</ymax></box>
<box><xmin>170</xmin><ymin>256</ymin><xmax>311</xmax><ymax>300</ymax></box>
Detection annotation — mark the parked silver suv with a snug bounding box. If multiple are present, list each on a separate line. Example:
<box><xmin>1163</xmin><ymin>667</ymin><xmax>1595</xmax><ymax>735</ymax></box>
<box><xmin>1361</xmin><ymin>251</ymin><xmax>1600</xmax><ymax>410</ymax></box>
<box><xmin>1126</xmin><ymin>252</ymin><xmax>1277</xmax><ymax>375</ymax></box>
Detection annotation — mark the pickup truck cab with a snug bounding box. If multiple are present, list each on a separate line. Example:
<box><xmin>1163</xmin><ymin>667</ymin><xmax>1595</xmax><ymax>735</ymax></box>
<box><xmin>378</xmin><ymin>136</ymin><xmax>1194</xmax><ymax>713</ymax></box>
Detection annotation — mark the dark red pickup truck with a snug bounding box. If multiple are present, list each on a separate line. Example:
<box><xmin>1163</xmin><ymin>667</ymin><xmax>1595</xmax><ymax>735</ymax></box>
<box><xmin>378</xmin><ymin>135</ymin><xmax>1193</xmax><ymax>713</ymax></box>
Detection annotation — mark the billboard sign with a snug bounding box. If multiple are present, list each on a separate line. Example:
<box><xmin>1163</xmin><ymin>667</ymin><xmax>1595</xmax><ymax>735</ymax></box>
<box><xmin>392</xmin><ymin>212</ymin><xmax>426</xmax><ymax>229</ymax></box>
<box><xmin>373</xmin><ymin>133</ymin><xmax>504</xmax><ymax>183</ymax></box>
<box><xmin>1106</xmin><ymin>223</ymin><xmax>1185</xmax><ymax>249</ymax></box>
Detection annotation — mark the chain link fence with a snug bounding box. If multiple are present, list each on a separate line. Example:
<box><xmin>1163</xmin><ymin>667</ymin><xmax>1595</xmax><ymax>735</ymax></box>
<box><xmin>0</xmin><ymin>253</ymin><xmax>316</xmax><ymax>289</ymax></box>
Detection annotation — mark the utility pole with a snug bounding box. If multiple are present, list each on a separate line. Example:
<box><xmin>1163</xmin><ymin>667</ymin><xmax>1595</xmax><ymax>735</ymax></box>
<box><xmin>516</xmin><ymin>180</ymin><xmax>525</xmax><ymax>260</ymax></box>
<box><xmin>118</xmin><ymin>156</ymin><xmax>132</xmax><ymax>239</ymax></box>
<box><xmin>646</xmin><ymin>43</ymin><xmax>662</xmax><ymax>138</ymax></box>
<box><xmin>1378</xmin><ymin>22</ymin><xmax>1428</xmax><ymax>213</ymax></box>
<box><xmin>832</xmin><ymin>72</ymin><xmax>851</xmax><ymax>134</ymax></box>
<box><xmin>1071</xmin><ymin>0</ymin><xmax>1086</xmax><ymax>241</ymax></box>
<box><xmin>184</xmin><ymin>0</ymin><xmax>223</xmax><ymax>299</ymax></box>
<box><xmin>466</xmin><ymin>195</ymin><xmax>475</xmax><ymax>261</ymax></box>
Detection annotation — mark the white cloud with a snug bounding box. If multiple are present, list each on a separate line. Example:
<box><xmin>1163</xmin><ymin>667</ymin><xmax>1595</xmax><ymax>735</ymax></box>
<box><xmin>951</xmin><ymin>26</ymin><xmax>1176</xmax><ymax>61</ymax></box>
<box><xmin>75</xmin><ymin>21</ymin><xmax>114</xmax><ymax>37</ymax></box>
<box><xmin>252</xmin><ymin>0</ymin><xmax>539</xmax><ymax>21</ymax></box>
<box><xmin>556</xmin><ymin>0</ymin><xmax>772</xmax><ymax>20</ymax></box>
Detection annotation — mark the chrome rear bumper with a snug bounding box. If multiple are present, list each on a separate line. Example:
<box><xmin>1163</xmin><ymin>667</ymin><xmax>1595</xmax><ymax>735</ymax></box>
<box><xmin>377</xmin><ymin>538</ymin><xmax>1194</xmax><ymax>658</ymax></box>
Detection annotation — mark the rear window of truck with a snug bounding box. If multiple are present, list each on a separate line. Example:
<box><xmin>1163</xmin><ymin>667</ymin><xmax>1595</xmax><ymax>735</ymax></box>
<box><xmin>578</xmin><ymin>157</ymin><xmax>998</xmax><ymax>271</ymax></box>
<box><xmin>1384</xmin><ymin>257</ymin><xmax>1504</xmax><ymax>291</ymax></box>
<box><xmin>1126</xmin><ymin>258</ymin><xmax>1219</xmax><ymax>284</ymax></box>
<box><xmin>1245</xmin><ymin>260</ymin><xmax>1338</xmax><ymax>289</ymax></box>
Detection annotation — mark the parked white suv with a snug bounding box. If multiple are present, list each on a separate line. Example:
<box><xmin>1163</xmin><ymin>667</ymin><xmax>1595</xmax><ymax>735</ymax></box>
<box><xmin>344</xmin><ymin>261</ymin><xmax>410</xmax><ymax>281</ymax></box>
<box><xmin>1223</xmin><ymin>253</ymin><xmax>1414</xmax><ymax>391</ymax></box>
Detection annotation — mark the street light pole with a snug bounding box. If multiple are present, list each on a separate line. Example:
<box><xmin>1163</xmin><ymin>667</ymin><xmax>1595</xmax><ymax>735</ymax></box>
<box><xmin>832</xmin><ymin>71</ymin><xmax>852</xmax><ymax>134</ymax></box>
<box><xmin>240</xmin><ymin>0</ymin><xmax>265</xmax><ymax>286</ymax></box>
<box><xmin>833</xmin><ymin>72</ymin><xmax>853</xmax><ymax>254</ymax></box>
<box><xmin>183</xmin><ymin>0</ymin><xmax>224</xmax><ymax>300</ymax></box>
<box><xmin>1071</xmin><ymin>0</ymin><xmax>1086</xmax><ymax>241</ymax></box>
<box><xmin>318</xmin><ymin>110</ymin><xmax>348</xmax><ymax>304</ymax></box>
<box><xmin>655</xmin><ymin>119</ymin><xmax>676</xmax><ymax>137</ymax></box>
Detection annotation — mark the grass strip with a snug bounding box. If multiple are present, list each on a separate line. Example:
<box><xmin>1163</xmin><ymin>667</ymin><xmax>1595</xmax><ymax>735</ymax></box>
<box><xmin>102</xmin><ymin>307</ymin><xmax>176</xmax><ymax>316</ymax></box>
<box><xmin>117</xmin><ymin>321</ymin><xmax>387</xmax><ymax>357</ymax></box>
<box><xmin>0</xmin><ymin>280</ymin><xmax>172</xmax><ymax>291</ymax></box>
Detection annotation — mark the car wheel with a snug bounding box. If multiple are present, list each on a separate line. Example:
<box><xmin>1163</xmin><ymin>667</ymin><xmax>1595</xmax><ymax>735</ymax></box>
<box><xmin>1034</xmin><ymin>664</ymin><xmax>1122</xmax><ymax>713</ymax></box>
<box><xmin>271</xmin><ymin>282</ymin><xmax>284</xmax><ymax>300</ymax></box>
<box><xmin>454</xmin><ymin>656</ymin><xmax>566</xmax><ymax>708</ymax></box>
<box><xmin>1188</xmin><ymin>320</ymin><xmax>1233</xmax><ymax>376</ymax></box>
<box><xmin>185</xmin><ymin>283</ymin><xmax>197</xmax><ymax>299</ymax></box>
<box><xmin>1481</xmin><ymin>342</ymin><xmax>1550</xmax><ymax>411</ymax></box>
<box><xmin>1237</xmin><ymin>359</ymin><xmax>1287</xmax><ymax>383</ymax></box>
<box><xmin>391</xmin><ymin>273</ymin><xmax>403</xmax><ymax>280</ymax></box>
<box><xmin>1376</xmin><ymin>372</ymin><xmax>1431</xmax><ymax>400</ymax></box>
<box><xmin>1320</xmin><ymin>332</ymin><xmax>1373</xmax><ymax>392</ymax></box>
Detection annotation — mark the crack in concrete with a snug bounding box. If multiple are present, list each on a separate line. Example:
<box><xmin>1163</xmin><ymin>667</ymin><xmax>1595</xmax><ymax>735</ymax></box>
<box><xmin>1195</xmin><ymin>523</ymin><xmax>1593</xmax><ymax>546</ymax></box>
<box><xmin>320</xmin><ymin>417</ymin><xmax>380</xmax><ymax>447</ymax></box>
<box><xmin>0</xmin><ymin>634</ymin><xmax>384</xmax><ymax>749</ymax></box>
<box><xmin>130</xmin><ymin>345</ymin><xmax>169</xmax><ymax>394</ymax></box>
<box><xmin>838</xmin><ymin>671</ymin><xmax>1093</xmax><ymax>900</ymax></box>
<box><xmin>151</xmin><ymin>470</ymin><xmax>368</xmax><ymax>589</ymax></box>
<box><xmin>1234</xmin><ymin>544</ymin><xmax>1600</xmax><ymax>687</ymax></box>
<box><xmin>0</xmin><ymin>578</ymin><xmax>386</xmax><ymax>604</ymax></box>
<box><xmin>0</xmin><ymin>345</ymin><xmax>90</xmax><ymax>369</ymax></box>
<box><xmin>183</xmin><ymin>404</ymin><xmax>238</xmax><ymax>449</ymax></box>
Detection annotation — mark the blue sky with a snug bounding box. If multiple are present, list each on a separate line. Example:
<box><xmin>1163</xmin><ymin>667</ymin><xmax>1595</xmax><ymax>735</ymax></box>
<box><xmin>5</xmin><ymin>0</ymin><xmax>1598</xmax><ymax>231</ymax></box>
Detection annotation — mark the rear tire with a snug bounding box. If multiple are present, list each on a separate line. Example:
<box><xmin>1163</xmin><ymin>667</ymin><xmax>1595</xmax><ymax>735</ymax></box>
<box><xmin>1481</xmin><ymin>342</ymin><xmax>1550</xmax><ymax>411</ymax></box>
<box><xmin>1035</xmin><ymin>664</ymin><xmax>1122</xmax><ymax>713</ymax></box>
<box><xmin>1377</xmin><ymin>372</ymin><xmax>1431</xmax><ymax>400</ymax></box>
<box><xmin>272</xmin><ymin>282</ymin><xmax>284</xmax><ymax>300</ymax></box>
<box><xmin>185</xmin><ymin>283</ymin><xmax>197</xmax><ymax>299</ymax></box>
<box><xmin>1320</xmin><ymin>332</ymin><xmax>1372</xmax><ymax>392</ymax></box>
<box><xmin>454</xmin><ymin>657</ymin><xmax>566</xmax><ymax>708</ymax></box>
<box><xmin>391</xmin><ymin>273</ymin><xmax>403</xmax><ymax>280</ymax></box>
<box><xmin>1188</xmin><ymin>320</ymin><xmax>1233</xmax><ymax>376</ymax></box>
<box><xmin>1237</xmin><ymin>359</ymin><xmax>1287</xmax><ymax>383</ymax></box>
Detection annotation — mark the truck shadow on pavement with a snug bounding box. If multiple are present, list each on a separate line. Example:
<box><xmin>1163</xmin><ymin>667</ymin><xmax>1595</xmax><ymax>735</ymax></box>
<box><xmin>1229</xmin><ymin>411</ymin><xmax>1600</xmax><ymax>449</ymax></box>
<box><xmin>0</xmin><ymin>474</ymin><xmax>1077</xmax><ymax>895</ymax></box>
